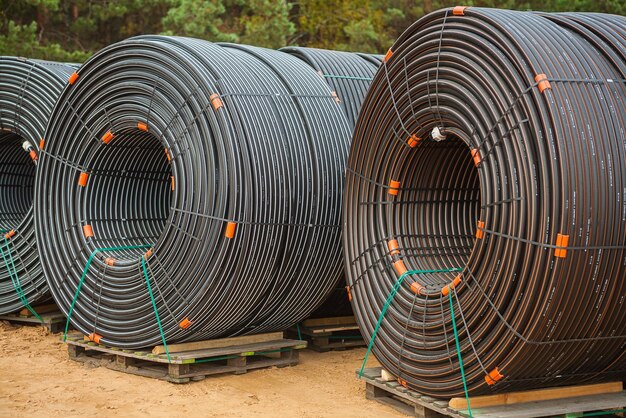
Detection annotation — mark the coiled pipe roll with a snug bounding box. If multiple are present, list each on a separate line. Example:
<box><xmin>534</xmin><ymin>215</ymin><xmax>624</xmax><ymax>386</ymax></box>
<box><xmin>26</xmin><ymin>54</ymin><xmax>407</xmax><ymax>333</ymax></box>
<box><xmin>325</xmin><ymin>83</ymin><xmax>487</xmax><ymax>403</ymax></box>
<box><xmin>281</xmin><ymin>47</ymin><xmax>381</xmax><ymax>128</ymax></box>
<box><xmin>0</xmin><ymin>57</ymin><xmax>75</xmax><ymax>314</ymax></box>
<box><xmin>35</xmin><ymin>36</ymin><xmax>351</xmax><ymax>348</ymax></box>
<box><xmin>343</xmin><ymin>8</ymin><xmax>626</xmax><ymax>396</ymax></box>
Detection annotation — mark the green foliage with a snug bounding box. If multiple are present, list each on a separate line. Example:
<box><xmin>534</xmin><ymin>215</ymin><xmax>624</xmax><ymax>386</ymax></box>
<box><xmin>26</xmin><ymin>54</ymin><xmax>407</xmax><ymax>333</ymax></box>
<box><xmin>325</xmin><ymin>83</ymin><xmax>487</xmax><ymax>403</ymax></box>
<box><xmin>0</xmin><ymin>0</ymin><xmax>624</xmax><ymax>62</ymax></box>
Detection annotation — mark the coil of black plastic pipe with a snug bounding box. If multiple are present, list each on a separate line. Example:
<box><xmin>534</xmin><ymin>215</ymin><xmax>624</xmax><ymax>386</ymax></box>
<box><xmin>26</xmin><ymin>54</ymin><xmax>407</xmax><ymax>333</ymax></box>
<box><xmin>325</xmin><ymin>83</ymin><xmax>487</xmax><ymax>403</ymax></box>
<box><xmin>280</xmin><ymin>46</ymin><xmax>381</xmax><ymax>317</ymax></box>
<box><xmin>281</xmin><ymin>47</ymin><xmax>381</xmax><ymax>127</ymax></box>
<box><xmin>35</xmin><ymin>36</ymin><xmax>352</xmax><ymax>348</ymax></box>
<box><xmin>343</xmin><ymin>8</ymin><xmax>626</xmax><ymax>397</ymax></box>
<box><xmin>0</xmin><ymin>57</ymin><xmax>76</xmax><ymax>314</ymax></box>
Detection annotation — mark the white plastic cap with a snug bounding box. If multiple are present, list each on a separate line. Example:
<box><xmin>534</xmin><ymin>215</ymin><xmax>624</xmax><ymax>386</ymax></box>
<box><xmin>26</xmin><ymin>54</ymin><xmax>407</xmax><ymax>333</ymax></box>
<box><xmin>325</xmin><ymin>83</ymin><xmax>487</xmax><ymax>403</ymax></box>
<box><xmin>431</xmin><ymin>127</ymin><xmax>446</xmax><ymax>142</ymax></box>
<box><xmin>22</xmin><ymin>141</ymin><xmax>33</xmax><ymax>152</ymax></box>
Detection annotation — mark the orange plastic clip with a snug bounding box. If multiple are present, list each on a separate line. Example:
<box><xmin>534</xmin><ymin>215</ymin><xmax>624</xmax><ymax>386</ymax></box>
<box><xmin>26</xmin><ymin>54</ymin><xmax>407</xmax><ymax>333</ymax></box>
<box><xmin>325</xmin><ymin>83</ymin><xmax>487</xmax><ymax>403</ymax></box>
<box><xmin>68</xmin><ymin>72</ymin><xmax>79</xmax><ymax>85</ymax></box>
<box><xmin>476</xmin><ymin>220</ymin><xmax>485</xmax><ymax>239</ymax></box>
<box><xmin>388</xmin><ymin>180</ymin><xmax>401</xmax><ymax>196</ymax></box>
<box><xmin>137</xmin><ymin>122</ymin><xmax>148</xmax><ymax>132</ymax></box>
<box><xmin>471</xmin><ymin>148</ymin><xmax>481</xmax><ymax>167</ymax></box>
<box><xmin>331</xmin><ymin>91</ymin><xmax>341</xmax><ymax>103</ymax></box>
<box><xmin>388</xmin><ymin>239</ymin><xmax>400</xmax><ymax>256</ymax></box>
<box><xmin>398</xmin><ymin>378</ymin><xmax>408</xmax><ymax>388</ymax></box>
<box><xmin>453</xmin><ymin>6</ymin><xmax>468</xmax><ymax>15</ymax></box>
<box><xmin>165</xmin><ymin>148</ymin><xmax>171</xmax><ymax>163</ymax></box>
<box><xmin>88</xmin><ymin>333</ymin><xmax>102</xmax><ymax>344</ymax></box>
<box><xmin>145</xmin><ymin>249</ymin><xmax>153</xmax><ymax>259</ymax></box>
<box><xmin>210</xmin><ymin>93</ymin><xmax>223</xmax><ymax>110</ymax></box>
<box><xmin>39</xmin><ymin>138</ymin><xmax>45</xmax><ymax>150</ymax></box>
<box><xmin>410</xmin><ymin>282</ymin><xmax>424</xmax><ymax>295</ymax></box>
<box><xmin>78</xmin><ymin>172</ymin><xmax>89</xmax><ymax>187</ymax></box>
<box><xmin>442</xmin><ymin>274</ymin><xmax>462</xmax><ymax>296</ymax></box>
<box><xmin>555</xmin><ymin>233</ymin><xmax>570</xmax><ymax>258</ymax></box>
<box><xmin>383</xmin><ymin>49</ymin><xmax>393</xmax><ymax>63</ymax></box>
<box><xmin>393</xmin><ymin>259</ymin><xmax>408</xmax><ymax>276</ymax></box>
<box><xmin>407</xmin><ymin>134</ymin><xmax>421</xmax><ymax>148</ymax></box>
<box><xmin>179</xmin><ymin>318</ymin><xmax>192</xmax><ymax>329</ymax></box>
<box><xmin>171</xmin><ymin>176</ymin><xmax>175</xmax><ymax>191</ymax></box>
<box><xmin>535</xmin><ymin>74</ymin><xmax>551</xmax><ymax>93</ymax></box>
<box><xmin>104</xmin><ymin>257</ymin><xmax>116</xmax><ymax>266</ymax></box>
<box><xmin>346</xmin><ymin>286</ymin><xmax>352</xmax><ymax>302</ymax></box>
<box><xmin>485</xmin><ymin>367</ymin><xmax>504</xmax><ymax>385</ymax></box>
<box><xmin>83</xmin><ymin>224</ymin><xmax>94</xmax><ymax>238</ymax></box>
<box><xmin>4</xmin><ymin>230</ymin><xmax>15</xmax><ymax>240</ymax></box>
<box><xmin>225</xmin><ymin>222</ymin><xmax>237</xmax><ymax>239</ymax></box>
<box><xmin>102</xmin><ymin>131</ymin><xmax>114</xmax><ymax>144</ymax></box>
<box><xmin>29</xmin><ymin>149</ymin><xmax>38</xmax><ymax>161</ymax></box>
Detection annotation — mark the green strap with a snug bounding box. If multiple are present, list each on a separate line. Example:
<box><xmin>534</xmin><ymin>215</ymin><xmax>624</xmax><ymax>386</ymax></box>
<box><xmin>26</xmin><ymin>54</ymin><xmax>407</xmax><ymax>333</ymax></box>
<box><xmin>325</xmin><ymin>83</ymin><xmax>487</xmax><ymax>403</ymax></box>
<box><xmin>141</xmin><ymin>256</ymin><xmax>171</xmax><ymax>363</ymax></box>
<box><xmin>358</xmin><ymin>267</ymin><xmax>463</xmax><ymax>377</ymax></box>
<box><xmin>0</xmin><ymin>235</ymin><xmax>42</xmax><ymax>321</ymax></box>
<box><xmin>323</xmin><ymin>74</ymin><xmax>373</xmax><ymax>81</ymax></box>
<box><xmin>449</xmin><ymin>287</ymin><xmax>473</xmax><ymax>418</ymax></box>
<box><xmin>63</xmin><ymin>244</ymin><xmax>151</xmax><ymax>342</ymax></box>
<box><xmin>296</xmin><ymin>322</ymin><xmax>302</xmax><ymax>340</ymax></box>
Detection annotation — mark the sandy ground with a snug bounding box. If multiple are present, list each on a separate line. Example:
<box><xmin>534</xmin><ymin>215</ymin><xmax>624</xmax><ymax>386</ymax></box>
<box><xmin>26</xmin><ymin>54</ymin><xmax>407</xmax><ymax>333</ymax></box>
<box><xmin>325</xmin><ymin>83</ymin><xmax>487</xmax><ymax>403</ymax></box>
<box><xmin>0</xmin><ymin>322</ymin><xmax>402</xmax><ymax>417</ymax></box>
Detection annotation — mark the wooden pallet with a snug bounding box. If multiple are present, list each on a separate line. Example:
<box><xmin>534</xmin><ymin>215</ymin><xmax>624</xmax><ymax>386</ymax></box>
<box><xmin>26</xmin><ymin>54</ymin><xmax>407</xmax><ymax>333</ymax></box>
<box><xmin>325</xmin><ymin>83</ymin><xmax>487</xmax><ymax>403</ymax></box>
<box><xmin>288</xmin><ymin>316</ymin><xmax>365</xmax><ymax>351</ymax></box>
<box><xmin>65</xmin><ymin>332</ymin><xmax>307</xmax><ymax>383</ymax></box>
<box><xmin>0</xmin><ymin>304</ymin><xmax>66</xmax><ymax>333</ymax></box>
<box><xmin>358</xmin><ymin>367</ymin><xmax>626</xmax><ymax>418</ymax></box>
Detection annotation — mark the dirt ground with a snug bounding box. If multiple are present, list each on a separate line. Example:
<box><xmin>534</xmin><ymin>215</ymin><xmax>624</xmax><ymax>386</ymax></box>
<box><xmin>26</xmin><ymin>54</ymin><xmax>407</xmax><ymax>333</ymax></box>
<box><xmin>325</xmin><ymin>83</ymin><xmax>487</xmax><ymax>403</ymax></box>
<box><xmin>0</xmin><ymin>322</ymin><xmax>401</xmax><ymax>417</ymax></box>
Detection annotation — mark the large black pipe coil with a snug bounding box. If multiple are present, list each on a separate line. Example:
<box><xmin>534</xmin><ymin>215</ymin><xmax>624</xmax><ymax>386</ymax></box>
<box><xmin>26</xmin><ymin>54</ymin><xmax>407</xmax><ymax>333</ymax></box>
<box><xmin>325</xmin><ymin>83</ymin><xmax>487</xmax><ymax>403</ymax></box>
<box><xmin>35</xmin><ymin>36</ymin><xmax>352</xmax><ymax>348</ymax></box>
<box><xmin>281</xmin><ymin>47</ymin><xmax>381</xmax><ymax>127</ymax></box>
<box><xmin>343</xmin><ymin>8</ymin><xmax>626</xmax><ymax>397</ymax></box>
<box><xmin>0</xmin><ymin>57</ymin><xmax>75</xmax><ymax>314</ymax></box>
<box><xmin>280</xmin><ymin>46</ymin><xmax>381</xmax><ymax>317</ymax></box>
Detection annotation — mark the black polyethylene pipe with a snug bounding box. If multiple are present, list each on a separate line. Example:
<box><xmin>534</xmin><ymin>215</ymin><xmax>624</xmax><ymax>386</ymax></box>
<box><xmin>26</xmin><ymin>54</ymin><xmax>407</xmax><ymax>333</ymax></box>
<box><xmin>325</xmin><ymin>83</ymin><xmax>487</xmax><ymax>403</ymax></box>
<box><xmin>343</xmin><ymin>8</ymin><xmax>626</xmax><ymax>397</ymax></box>
<box><xmin>35</xmin><ymin>36</ymin><xmax>352</xmax><ymax>348</ymax></box>
<box><xmin>0</xmin><ymin>57</ymin><xmax>75</xmax><ymax>314</ymax></box>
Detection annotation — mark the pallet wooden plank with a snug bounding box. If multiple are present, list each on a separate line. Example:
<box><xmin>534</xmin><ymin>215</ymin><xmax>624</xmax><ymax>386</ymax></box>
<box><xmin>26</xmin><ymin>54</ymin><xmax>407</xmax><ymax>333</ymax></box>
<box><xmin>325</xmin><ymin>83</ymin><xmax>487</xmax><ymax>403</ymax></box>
<box><xmin>302</xmin><ymin>316</ymin><xmax>357</xmax><ymax>328</ymax></box>
<box><xmin>449</xmin><ymin>381</ymin><xmax>624</xmax><ymax>410</ymax></box>
<box><xmin>152</xmin><ymin>332</ymin><xmax>284</xmax><ymax>354</ymax></box>
<box><xmin>171</xmin><ymin>339</ymin><xmax>306</xmax><ymax>360</ymax></box>
<box><xmin>19</xmin><ymin>303</ymin><xmax>58</xmax><ymax>317</ymax></box>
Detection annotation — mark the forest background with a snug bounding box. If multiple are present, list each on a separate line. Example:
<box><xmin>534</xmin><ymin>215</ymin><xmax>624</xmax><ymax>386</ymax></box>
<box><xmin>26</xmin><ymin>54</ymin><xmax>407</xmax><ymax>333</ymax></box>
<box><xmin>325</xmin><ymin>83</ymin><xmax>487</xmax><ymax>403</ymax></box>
<box><xmin>1</xmin><ymin>0</ymin><xmax>624</xmax><ymax>62</ymax></box>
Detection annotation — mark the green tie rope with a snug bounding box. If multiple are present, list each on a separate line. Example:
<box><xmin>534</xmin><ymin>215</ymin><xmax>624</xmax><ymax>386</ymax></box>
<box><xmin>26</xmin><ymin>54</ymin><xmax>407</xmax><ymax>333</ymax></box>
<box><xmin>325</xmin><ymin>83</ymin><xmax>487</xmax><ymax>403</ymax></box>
<box><xmin>358</xmin><ymin>267</ymin><xmax>463</xmax><ymax>377</ymax></box>
<box><xmin>141</xmin><ymin>256</ymin><xmax>171</xmax><ymax>363</ymax></box>
<box><xmin>449</xmin><ymin>286</ymin><xmax>473</xmax><ymax>418</ymax></box>
<box><xmin>0</xmin><ymin>234</ymin><xmax>42</xmax><ymax>322</ymax></box>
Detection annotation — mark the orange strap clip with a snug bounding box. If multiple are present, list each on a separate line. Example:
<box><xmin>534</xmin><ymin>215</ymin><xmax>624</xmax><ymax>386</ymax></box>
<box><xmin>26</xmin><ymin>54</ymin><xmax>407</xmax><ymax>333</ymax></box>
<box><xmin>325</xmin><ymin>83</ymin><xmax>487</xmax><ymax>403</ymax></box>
<box><xmin>144</xmin><ymin>249</ymin><xmax>153</xmax><ymax>259</ymax></box>
<box><xmin>442</xmin><ymin>274</ymin><xmax>462</xmax><ymax>296</ymax></box>
<box><xmin>165</xmin><ymin>148</ymin><xmax>171</xmax><ymax>163</ymax></box>
<box><xmin>383</xmin><ymin>49</ymin><xmax>393</xmax><ymax>63</ymax></box>
<box><xmin>387</xmin><ymin>239</ymin><xmax>400</xmax><ymax>256</ymax></box>
<box><xmin>476</xmin><ymin>220</ymin><xmax>485</xmax><ymax>239</ymax></box>
<box><xmin>471</xmin><ymin>148</ymin><xmax>481</xmax><ymax>167</ymax></box>
<box><xmin>346</xmin><ymin>286</ymin><xmax>352</xmax><ymax>302</ymax></box>
<box><xmin>29</xmin><ymin>149</ymin><xmax>38</xmax><ymax>161</ymax></box>
<box><xmin>171</xmin><ymin>176</ymin><xmax>175</xmax><ymax>191</ymax></box>
<box><xmin>68</xmin><ymin>72</ymin><xmax>79</xmax><ymax>85</ymax></box>
<box><xmin>388</xmin><ymin>180</ymin><xmax>401</xmax><ymax>196</ymax></box>
<box><xmin>398</xmin><ymin>378</ymin><xmax>408</xmax><ymax>388</ymax></box>
<box><xmin>453</xmin><ymin>6</ymin><xmax>468</xmax><ymax>15</ymax></box>
<box><xmin>88</xmin><ymin>333</ymin><xmax>102</xmax><ymax>344</ymax></box>
<box><xmin>39</xmin><ymin>138</ymin><xmax>45</xmax><ymax>150</ymax></box>
<box><xmin>393</xmin><ymin>259</ymin><xmax>407</xmax><ymax>276</ymax></box>
<box><xmin>535</xmin><ymin>74</ymin><xmax>551</xmax><ymax>93</ymax></box>
<box><xmin>83</xmin><ymin>224</ymin><xmax>94</xmax><ymax>238</ymax></box>
<box><xmin>210</xmin><ymin>93</ymin><xmax>223</xmax><ymax>110</ymax></box>
<box><xmin>410</xmin><ymin>282</ymin><xmax>424</xmax><ymax>296</ymax></box>
<box><xmin>137</xmin><ymin>122</ymin><xmax>148</xmax><ymax>132</ymax></box>
<box><xmin>225</xmin><ymin>222</ymin><xmax>237</xmax><ymax>239</ymax></box>
<box><xmin>78</xmin><ymin>172</ymin><xmax>89</xmax><ymax>187</ymax></box>
<box><xmin>4</xmin><ymin>230</ymin><xmax>15</xmax><ymax>240</ymax></box>
<box><xmin>179</xmin><ymin>318</ymin><xmax>193</xmax><ymax>329</ymax></box>
<box><xmin>104</xmin><ymin>257</ymin><xmax>116</xmax><ymax>267</ymax></box>
<box><xmin>485</xmin><ymin>367</ymin><xmax>504</xmax><ymax>385</ymax></box>
<box><xmin>102</xmin><ymin>131</ymin><xmax>114</xmax><ymax>144</ymax></box>
<box><xmin>407</xmin><ymin>134</ymin><xmax>421</xmax><ymax>148</ymax></box>
<box><xmin>554</xmin><ymin>233</ymin><xmax>570</xmax><ymax>258</ymax></box>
